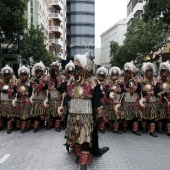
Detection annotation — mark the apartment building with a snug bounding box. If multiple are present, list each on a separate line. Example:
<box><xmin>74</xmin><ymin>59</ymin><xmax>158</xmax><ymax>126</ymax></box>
<box><xmin>126</xmin><ymin>0</ymin><xmax>170</xmax><ymax>75</ymax></box>
<box><xmin>49</xmin><ymin>0</ymin><xmax>66</xmax><ymax>60</ymax></box>
<box><xmin>127</xmin><ymin>0</ymin><xmax>146</xmax><ymax>28</ymax></box>
<box><xmin>100</xmin><ymin>19</ymin><xmax>127</xmax><ymax>70</ymax></box>
<box><xmin>66</xmin><ymin>0</ymin><xmax>95</xmax><ymax>64</ymax></box>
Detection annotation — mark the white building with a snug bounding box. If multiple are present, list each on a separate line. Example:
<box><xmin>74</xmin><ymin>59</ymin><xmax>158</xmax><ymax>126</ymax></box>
<box><xmin>127</xmin><ymin>0</ymin><xmax>146</xmax><ymax>28</ymax></box>
<box><xmin>26</xmin><ymin>0</ymin><xmax>49</xmax><ymax>49</ymax></box>
<box><xmin>100</xmin><ymin>19</ymin><xmax>127</xmax><ymax>70</ymax></box>
<box><xmin>94</xmin><ymin>48</ymin><xmax>102</xmax><ymax>66</ymax></box>
<box><xmin>38</xmin><ymin>0</ymin><xmax>49</xmax><ymax>49</ymax></box>
<box><xmin>49</xmin><ymin>0</ymin><xmax>67</xmax><ymax>60</ymax></box>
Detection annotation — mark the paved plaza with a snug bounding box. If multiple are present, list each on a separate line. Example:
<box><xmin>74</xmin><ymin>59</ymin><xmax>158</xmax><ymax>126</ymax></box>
<box><xmin>0</xmin><ymin>129</ymin><xmax>170</xmax><ymax>170</ymax></box>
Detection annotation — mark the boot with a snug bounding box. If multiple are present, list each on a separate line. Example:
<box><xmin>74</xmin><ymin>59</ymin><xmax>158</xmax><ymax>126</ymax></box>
<box><xmin>108</xmin><ymin>120</ymin><xmax>113</xmax><ymax>131</ymax></box>
<box><xmin>91</xmin><ymin>147</ymin><xmax>109</xmax><ymax>156</ymax></box>
<box><xmin>0</xmin><ymin>118</ymin><xmax>3</xmax><ymax>131</ymax></box>
<box><xmin>158</xmin><ymin>122</ymin><xmax>163</xmax><ymax>134</ymax></box>
<box><xmin>113</xmin><ymin>121</ymin><xmax>122</xmax><ymax>134</ymax></box>
<box><xmin>55</xmin><ymin>120</ymin><xmax>61</xmax><ymax>132</ymax></box>
<box><xmin>142</xmin><ymin>122</ymin><xmax>147</xmax><ymax>133</ymax></box>
<box><xmin>15</xmin><ymin>120</ymin><xmax>21</xmax><ymax>130</ymax></box>
<box><xmin>74</xmin><ymin>144</ymin><xmax>82</xmax><ymax>164</ymax></box>
<box><xmin>99</xmin><ymin>121</ymin><xmax>105</xmax><ymax>133</ymax></box>
<box><xmin>78</xmin><ymin>151</ymin><xmax>91</xmax><ymax>166</ymax></box>
<box><xmin>167</xmin><ymin>123</ymin><xmax>170</xmax><ymax>136</ymax></box>
<box><xmin>122</xmin><ymin>120</ymin><xmax>128</xmax><ymax>132</ymax></box>
<box><xmin>80</xmin><ymin>164</ymin><xmax>88</xmax><ymax>170</ymax></box>
<box><xmin>45</xmin><ymin>119</ymin><xmax>53</xmax><ymax>130</ymax></box>
<box><xmin>7</xmin><ymin>121</ymin><xmax>12</xmax><ymax>134</ymax></box>
<box><xmin>21</xmin><ymin>121</ymin><xmax>27</xmax><ymax>133</ymax></box>
<box><xmin>132</xmin><ymin>122</ymin><xmax>141</xmax><ymax>136</ymax></box>
<box><xmin>148</xmin><ymin>123</ymin><xmax>158</xmax><ymax>137</ymax></box>
<box><xmin>26</xmin><ymin>120</ymin><xmax>32</xmax><ymax>132</ymax></box>
<box><xmin>33</xmin><ymin>121</ymin><xmax>40</xmax><ymax>133</ymax></box>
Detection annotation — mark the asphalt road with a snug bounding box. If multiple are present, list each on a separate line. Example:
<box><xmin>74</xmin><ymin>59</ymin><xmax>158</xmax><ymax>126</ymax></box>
<box><xmin>0</xmin><ymin>128</ymin><xmax>170</xmax><ymax>170</ymax></box>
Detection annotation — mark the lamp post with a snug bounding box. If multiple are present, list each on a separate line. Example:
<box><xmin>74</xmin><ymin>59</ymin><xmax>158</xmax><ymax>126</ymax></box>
<box><xmin>0</xmin><ymin>32</ymin><xmax>5</xmax><ymax>69</ymax></box>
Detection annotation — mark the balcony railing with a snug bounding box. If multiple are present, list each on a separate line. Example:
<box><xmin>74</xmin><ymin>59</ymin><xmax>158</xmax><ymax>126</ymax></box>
<box><xmin>49</xmin><ymin>26</ymin><xmax>62</xmax><ymax>33</ymax></box>
<box><xmin>49</xmin><ymin>38</ymin><xmax>63</xmax><ymax>46</ymax></box>
<box><xmin>49</xmin><ymin>13</ymin><xmax>63</xmax><ymax>21</ymax></box>
<box><xmin>49</xmin><ymin>0</ymin><xmax>63</xmax><ymax>7</ymax></box>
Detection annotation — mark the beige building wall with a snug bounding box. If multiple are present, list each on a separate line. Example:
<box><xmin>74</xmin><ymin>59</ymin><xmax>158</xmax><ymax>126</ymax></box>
<box><xmin>49</xmin><ymin>0</ymin><xmax>66</xmax><ymax>60</ymax></box>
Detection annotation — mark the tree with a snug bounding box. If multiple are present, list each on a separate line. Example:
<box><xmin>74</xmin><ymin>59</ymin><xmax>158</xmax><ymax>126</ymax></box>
<box><xmin>124</xmin><ymin>19</ymin><xmax>170</xmax><ymax>64</ymax></box>
<box><xmin>110</xmin><ymin>41</ymin><xmax>136</xmax><ymax>69</ymax></box>
<box><xmin>0</xmin><ymin>0</ymin><xmax>28</xmax><ymax>43</ymax></box>
<box><xmin>9</xmin><ymin>25</ymin><xmax>55</xmax><ymax>66</ymax></box>
<box><xmin>143</xmin><ymin>0</ymin><xmax>170</xmax><ymax>24</ymax></box>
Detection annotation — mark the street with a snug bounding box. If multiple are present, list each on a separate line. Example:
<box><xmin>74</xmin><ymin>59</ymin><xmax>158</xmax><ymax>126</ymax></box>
<box><xmin>0</xmin><ymin>129</ymin><xmax>170</xmax><ymax>170</ymax></box>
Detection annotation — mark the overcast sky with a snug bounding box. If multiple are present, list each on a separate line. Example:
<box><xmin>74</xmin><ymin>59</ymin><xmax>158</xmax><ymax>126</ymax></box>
<box><xmin>95</xmin><ymin>0</ymin><xmax>127</xmax><ymax>48</ymax></box>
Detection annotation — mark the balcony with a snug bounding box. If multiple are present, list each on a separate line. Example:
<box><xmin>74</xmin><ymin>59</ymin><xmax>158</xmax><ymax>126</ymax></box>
<box><xmin>49</xmin><ymin>13</ymin><xmax>63</xmax><ymax>21</ymax></box>
<box><xmin>49</xmin><ymin>38</ymin><xmax>63</xmax><ymax>46</ymax></box>
<box><xmin>49</xmin><ymin>26</ymin><xmax>62</xmax><ymax>33</ymax></box>
<box><xmin>49</xmin><ymin>0</ymin><xmax>63</xmax><ymax>8</ymax></box>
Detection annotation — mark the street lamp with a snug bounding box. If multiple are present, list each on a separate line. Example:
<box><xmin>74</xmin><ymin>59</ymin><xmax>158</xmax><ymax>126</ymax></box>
<box><xmin>17</xmin><ymin>35</ymin><xmax>23</xmax><ymax>55</ymax></box>
<box><xmin>0</xmin><ymin>32</ymin><xmax>5</xmax><ymax>69</ymax></box>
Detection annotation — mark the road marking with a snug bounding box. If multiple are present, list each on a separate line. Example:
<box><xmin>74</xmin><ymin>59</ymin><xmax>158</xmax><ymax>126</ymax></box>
<box><xmin>0</xmin><ymin>154</ymin><xmax>10</xmax><ymax>163</ymax></box>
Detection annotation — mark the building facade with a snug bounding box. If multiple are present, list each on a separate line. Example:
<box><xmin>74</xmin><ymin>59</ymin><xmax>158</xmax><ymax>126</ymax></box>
<box><xmin>100</xmin><ymin>19</ymin><xmax>127</xmax><ymax>70</ymax></box>
<box><xmin>66</xmin><ymin>0</ymin><xmax>95</xmax><ymax>64</ymax></box>
<box><xmin>26</xmin><ymin>0</ymin><xmax>49</xmax><ymax>49</ymax></box>
<box><xmin>127</xmin><ymin>0</ymin><xmax>146</xmax><ymax>29</ymax></box>
<box><xmin>126</xmin><ymin>0</ymin><xmax>170</xmax><ymax>76</ymax></box>
<box><xmin>49</xmin><ymin>0</ymin><xmax>67</xmax><ymax>60</ymax></box>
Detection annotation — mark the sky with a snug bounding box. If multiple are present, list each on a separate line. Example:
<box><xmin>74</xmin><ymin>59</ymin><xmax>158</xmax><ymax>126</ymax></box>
<box><xmin>95</xmin><ymin>0</ymin><xmax>127</xmax><ymax>48</ymax></box>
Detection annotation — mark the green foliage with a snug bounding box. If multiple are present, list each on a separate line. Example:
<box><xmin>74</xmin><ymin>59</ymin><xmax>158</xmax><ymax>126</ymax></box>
<box><xmin>125</xmin><ymin>19</ymin><xmax>170</xmax><ymax>62</ymax></box>
<box><xmin>110</xmin><ymin>41</ymin><xmax>136</xmax><ymax>69</ymax></box>
<box><xmin>9</xmin><ymin>25</ymin><xmax>55</xmax><ymax>66</ymax></box>
<box><xmin>143</xmin><ymin>0</ymin><xmax>170</xmax><ymax>24</ymax></box>
<box><xmin>0</xmin><ymin>0</ymin><xmax>28</xmax><ymax>40</ymax></box>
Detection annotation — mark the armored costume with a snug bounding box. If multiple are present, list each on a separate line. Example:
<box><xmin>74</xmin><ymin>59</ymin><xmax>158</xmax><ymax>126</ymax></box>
<box><xmin>121</xmin><ymin>61</ymin><xmax>141</xmax><ymax>135</ymax></box>
<box><xmin>13</xmin><ymin>66</ymin><xmax>33</xmax><ymax>133</ymax></box>
<box><xmin>156</xmin><ymin>61</ymin><xmax>170</xmax><ymax>135</ymax></box>
<box><xmin>95</xmin><ymin>66</ymin><xmax>108</xmax><ymax>133</ymax></box>
<box><xmin>47</xmin><ymin>61</ymin><xmax>66</xmax><ymax>132</ymax></box>
<box><xmin>65</xmin><ymin>54</ymin><xmax>94</xmax><ymax>170</ymax></box>
<box><xmin>0</xmin><ymin>65</ymin><xmax>16</xmax><ymax>134</ymax></box>
<box><xmin>105</xmin><ymin>66</ymin><xmax>122</xmax><ymax>133</ymax></box>
<box><xmin>140</xmin><ymin>62</ymin><xmax>158</xmax><ymax>137</ymax></box>
<box><xmin>31</xmin><ymin>61</ymin><xmax>49</xmax><ymax>133</ymax></box>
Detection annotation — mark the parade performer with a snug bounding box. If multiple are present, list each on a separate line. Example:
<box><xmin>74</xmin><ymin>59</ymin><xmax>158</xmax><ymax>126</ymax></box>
<box><xmin>156</xmin><ymin>61</ymin><xmax>170</xmax><ymax>135</ymax></box>
<box><xmin>121</xmin><ymin>61</ymin><xmax>141</xmax><ymax>135</ymax></box>
<box><xmin>64</xmin><ymin>60</ymin><xmax>75</xmax><ymax>129</ymax></box>
<box><xmin>0</xmin><ymin>65</ymin><xmax>16</xmax><ymax>134</ymax></box>
<box><xmin>47</xmin><ymin>61</ymin><xmax>66</xmax><ymax>132</ymax></box>
<box><xmin>95</xmin><ymin>66</ymin><xmax>108</xmax><ymax>133</ymax></box>
<box><xmin>12</xmin><ymin>65</ymin><xmax>32</xmax><ymax>133</ymax></box>
<box><xmin>140</xmin><ymin>62</ymin><xmax>158</xmax><ymax>137</ymax></box>
<box><xmin>105</xmin><ymin>66</ymin><xmax>122</xmax><ymax>133</ymax></box>
<box><xmin>65</xmin><ymin>54</ymin><xmax>93</xmax><ymax>170</ymax></box>
<box><xmin>31</xmin><ymin>61</ymin><xmax>49</xmax><ymax>133</ymax></box>
<box><xmin>65</xmin><ymin>53</ymin><xmax>109</xmax><ymax>170</ymax></box>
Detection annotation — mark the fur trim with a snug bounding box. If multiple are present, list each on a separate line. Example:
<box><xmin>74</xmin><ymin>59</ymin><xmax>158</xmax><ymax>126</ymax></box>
<box><xmin>74</xmin><ymin>54</ymin><xmax>87</xmax><ymax>69</ymax></box>
<box><xmin>18</xmin><ymin>65</ymin><xmax>30</xmax><ymax>75</ymax></box>
<box><xmin>96</xmin><ymin>66</ymin><xmax>108</xmax><ymax>76</ymax></box>
<box><xmin>142</xmin><ymin>62</ymin><xmax>153</xmax><ymax>72</ymax></box>
<box><xmin>65</xmin><ymin>60</ymin><xmax>75</xmax><ymax>70</ymax></box>
<box><xmin>1</xmin><ymin>65</ymin><xmax>13</xmax><ymax>75</ymax></box>
<box><xmin>124</xmin><ymin>62</ymin><xmax>134</xmax><ymax>72</ymax></box>
<box><xmin>34</xmin><ymin>61</ymin><xmax>45</xmax><ymax>71</ymax></box>
<box><xmin>160</xmin><ymin>60</ymin><xmax>170</xmax><ymax>71</ymax></box>
<box><xmin>109</xmin><ymin>66</ymin><xmax>121</xmax><ymax>76</ymax></box>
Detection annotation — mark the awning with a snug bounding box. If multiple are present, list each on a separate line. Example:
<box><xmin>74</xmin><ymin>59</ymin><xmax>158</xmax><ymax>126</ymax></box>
<box><xmin>2</xmin><ymin>54</ymin><xmax>20</xmax><ymax>64</ymax></box>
